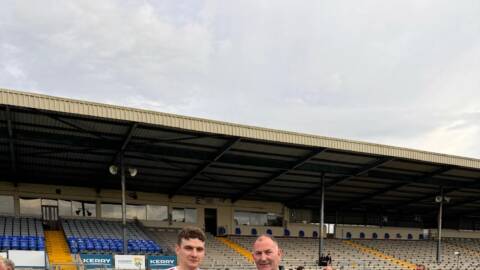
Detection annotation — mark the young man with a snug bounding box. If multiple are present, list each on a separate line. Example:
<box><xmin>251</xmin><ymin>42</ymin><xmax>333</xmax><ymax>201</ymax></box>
<box><xmin>0</xmin><ymin>257</ymin><xmax>14</xmax><ymax>270</ymax></box>
<box><xmin>252</xmin><ymin>235</ymin><xmax>283</xmax><ymax>270</ymax></box>
<box><xmin>168</xmin><ymin>226</ymin><xmax>206</xmax><ymax>270</ymax></box>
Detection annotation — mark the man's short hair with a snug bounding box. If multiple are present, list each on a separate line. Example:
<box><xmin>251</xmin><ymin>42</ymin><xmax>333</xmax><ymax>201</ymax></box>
<box><xmin>177</xmin><ymin>226</ymin><xmax>206</xmax><ymax>245</ymax></box>
<box><xmin>254</xmin><ymin>234</ymin><xmax>279</xmax><ymax>246</ymax></box>
<box><xmin>0</xmin><ymin>257</ymin><xmax>15</xmax><ymax>270</ymax></box>
<box><xmin>5</xmin><ymin>258</ymin><xmax>14</xmax><ymax>270</ymax></box>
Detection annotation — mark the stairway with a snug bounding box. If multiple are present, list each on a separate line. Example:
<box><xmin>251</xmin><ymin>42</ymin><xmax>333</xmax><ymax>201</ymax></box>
<box><xmin>344</xmin><ymin>240</ymin><xmax>417</xmax><ymax>270</ymax></box>
<box><xmin>44</xmin><ymin>230</ymin><xmax>75</xmax><ymax>270</ymax></box>
<box><xmin>217</xmin><ymin>236</ymin><xmax>254</xmax><ymax>263</ymax></box>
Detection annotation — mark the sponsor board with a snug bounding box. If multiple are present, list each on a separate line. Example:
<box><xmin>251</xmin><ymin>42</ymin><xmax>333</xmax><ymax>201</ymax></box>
<box><xmin>115</xmin><ymin>255</ymin><xmax>146</xmax><ymax>269</ymax></box>
<box><xmin>7</xmin><ymin>250</ymin><xmax>46</xmax><ymax>268</ymax></box>
<box><xmin>81</xmin><ymin>254</ymin><xmax>114</xmax><ymax>269</ymax></box>
<box><xmin>147</xmin><ymin>256</ymin><xmax>176</xmax><ymax>269</ymax></box>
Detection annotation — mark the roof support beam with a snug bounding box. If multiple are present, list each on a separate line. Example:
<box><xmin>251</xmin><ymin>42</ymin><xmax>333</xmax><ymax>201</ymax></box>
<box><xmin>445</xmin><ymin>197</ymin><xmax>480</xmax><ymax>210</ymax></box>
<box><xmin>287</xmin><ymin>157</ymin><xmax>394</xmax><ymax>206</ymax></box>
<box><xmin>29</xmin><ymin>147</ymin><xmax>100</xmax><ymax>157</ymax></box>
<box><xmin>231</xmin><ymin>148</ymin><xmax>327</xmax><ymax>203</ymax></box>
<box><xmin>48</xmin><ymin>114</ymin><xmax>110</xmax><ymax>140</ymax></box>
<box><xmin>169</xmin><ymin>138</ymin><xmax>241</xmax><ymax>198</ymax></box>
<box><xmin>340</xmin><ymin>166</ymin><xmax>453</xmax><ymax>210</ymax></box>
<box><xmin>365</xmin><ymin>170</ymin><xmax>461</xmax><ymax>187</ymax></box>
<box><xmin>5</xmin><ymin>107</ymin><xmax>16</xmax><ymax>173</ymax></box>
<box><xmin>392</xmin><ymin>176</ymin><xmax>480</xmax><ymax>210</ymax></box>
<box><xmin>452</xmin><ymin>207</ymin><xmax>480</xmax><ymax>217</ymax></box>
<box><xmin>111</xmin><ymin>123</ymin><xmax>138</xmax><ymax>164</ymax></box>
<box><xmin>134</xmin><ymin>134</ymin><xmax>216</xmax><ymax>146</ymax></box>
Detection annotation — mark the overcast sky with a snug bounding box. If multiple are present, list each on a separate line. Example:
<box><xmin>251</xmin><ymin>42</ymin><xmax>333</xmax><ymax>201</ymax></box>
<box><xmin>1</xmin><ymin>1</ymin><xmax>479</xmax><ymax>158</ymax></box>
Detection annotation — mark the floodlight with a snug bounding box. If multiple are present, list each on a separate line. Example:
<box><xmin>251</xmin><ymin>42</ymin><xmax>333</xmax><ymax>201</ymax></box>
<box><xmin>435</xmin><ymin>196</ymin><xmax>442</xmax><ymax>203</ymax></box>
<box><xmin>128</xmin><ymin>168</ymin><xmax>137</xmax><ymax>177</ymax></box>
<box><xmin>444</xmin><ymin>196</ymin><xmax>451</xmax><ymax>203</ymax></box>
<box><xmin>109</xmin><ymin>165</ymin><xmax>118</xmax><ymax>175</ymax></box>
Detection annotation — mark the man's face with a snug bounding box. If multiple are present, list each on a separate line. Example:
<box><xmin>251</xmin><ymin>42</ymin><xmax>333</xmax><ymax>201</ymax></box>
<box><xmin>252</xmin><ymin>236</ymin><xmax>282</xmax><ymax>270</ymax></box>
<box><xmin>175</xmin><ymin>238</ymin><xmax>205</xmax><ymax>270</ymax></box>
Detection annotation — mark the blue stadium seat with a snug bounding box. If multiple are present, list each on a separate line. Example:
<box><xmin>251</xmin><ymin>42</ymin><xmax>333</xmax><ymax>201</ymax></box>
<box><xmin>218</xmin><ymin>227</ymin><xmax>226</xmax><ymax>236</ymax></box>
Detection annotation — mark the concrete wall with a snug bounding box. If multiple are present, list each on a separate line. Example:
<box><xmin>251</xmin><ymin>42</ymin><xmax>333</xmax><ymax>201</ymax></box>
<box><xmin>430</xmin><ymin>229</ymin><xmax>480</xmax><ymax>239</ymax></box>
<box><xmin>335</xmin><ymin>225</ymin><xmax>425</xmax><ymax>240</ymax></box>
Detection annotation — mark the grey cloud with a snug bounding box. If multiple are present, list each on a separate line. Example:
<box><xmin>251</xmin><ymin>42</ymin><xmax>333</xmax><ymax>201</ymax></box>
<box><xmin>1</xmin><ymin>0</ymin><xmax>480</xmax><ymax>158</ymax></box>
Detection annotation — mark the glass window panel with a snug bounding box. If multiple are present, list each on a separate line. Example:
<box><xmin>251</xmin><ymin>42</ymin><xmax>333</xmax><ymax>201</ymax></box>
<box><xmin>250</xmin><ymin>212</ymin><xmax>266</xmax><ymax>226</ymax></box>
<box><xmin>146</xmin><ymin>205</ymin><xmax>168</xmax><ymax>221</ymax></box>
<box><xmin>72</xmin><ymin>201</ymin><xmax>97</xmax><ymax>217</ymax></box>
<box><xmin>185</xmin><ymin>208</ymin><xmax>197</xmax><ymax>223</ymax></box>
<box><xmin>102</xmin><ymin>204</ymin><xmax>122</xmax><ymax>219</ymax></box>
<box><xmin>58</xmin><ymin>200</ymin><xmax>72</xmax><ymax>216</ymax></box>
<box><xmin>235</xmin><ymin>211</ymin><xmax>269</xmax><ymax>226</ymax></box>
<box><xmin>291</xmin><ymin>209</ymin><xmax>312</xmax><ymax>223</ymax></box>
<box><xmin>72</xmin><ymin>201</ymin><xmax>83</xmax><ymax>217</ymax></box>
<box><xmin>20</xmin><ymin>198</ymin><xmax>41</xmax><ymax>216</ymax></box>
<box><xmin>172</xmin><ymin>208</ymin><xmax>185</xmax><ymax>222</ymax></box>
<box><xmin>84</xmin><ymin>202</ymin><xmax>96</xmax><ymax>217</ymax></box>
<box><xmin>267</xmin><ymin>213</ymin><xmax>283</xmax><ymax>226</ymax></box>
<box><xmin>42</xmin><ymin>199</ymin><xmax>58</xmax><ymax>206</ymax></box>
<box><xmin>127</xmin><ymin>204</ymin><xmax>146</xmax><ymax>220</ymax></box>
<box><xmin>234</xmin><ymin>211</ymin><xmax>249</xmax><ymax>225</ymax></box>
<box><xmin>0</xmin><ymin>195</ymin><xmax>14</xmax><ymax>215</ymax></box>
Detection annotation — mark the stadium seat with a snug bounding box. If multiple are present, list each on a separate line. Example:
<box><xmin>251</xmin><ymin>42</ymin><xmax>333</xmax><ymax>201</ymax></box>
<box><xmin>60</xmin><ymin>218</ymin><xmax>162</xmax><ymax>254</ymax></box>
<box><xmin>218</xmin><ymin>226</ymin><xmax>226</xmax><ymax>236</ymax></box>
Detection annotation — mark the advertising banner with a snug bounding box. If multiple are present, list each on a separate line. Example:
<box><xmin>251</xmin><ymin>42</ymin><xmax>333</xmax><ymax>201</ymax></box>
<box><xmin>147</xmin><ymin>256</ymin><xmax>176</xmax><ymax>269</ymax></box>
<box><xmin>80</xmin><ymin>254</ymin><xmax>114</xmax><ymax>269</ymax></box>
<box><xmin>115</xmin><ymin>255</ymin><xmax>146</xmax><ymax>269</ymax></box>
<box><xmin>0</xmin><ymin>252</ymin><xmax>7</xmax><ymax>259</ymax></box>
<box><xmin>7</xmin><ymin>250</ymin><xmax>46</xmax><ymax>268</ymax></box>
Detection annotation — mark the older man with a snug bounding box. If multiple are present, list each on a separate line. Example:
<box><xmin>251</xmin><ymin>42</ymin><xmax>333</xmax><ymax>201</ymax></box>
<box><xmin>252</xmin><ymin>235</ymin><xmax>283</xmax><ymax>270</ymax></box>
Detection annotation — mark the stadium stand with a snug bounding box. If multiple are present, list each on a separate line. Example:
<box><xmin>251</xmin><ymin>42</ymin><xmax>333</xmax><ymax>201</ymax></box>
<box><xmin>0</xmin><ymin>216</ymin><xmax>45</xmax><ymax>251</ymax></box>
<box><xmin>352</xmin><ymin>239</ymin><xmax>480</xmax><ymax>270</ymax></box>
<box><xmin>61</xmin><ymin>218</ymin><xmax>162</xmax><ymax>254</ymax></box>
<box><xmin>3</xmin><ymin>90</ymin><xmax>480</xmax><ymax>270</ymax></box>
<box><xmin>445</xmin><ymin>237</ymin><xmax>480</xmax><ymax>253</ymax></box>
<box><xmin>228</xmin><ymin>236</ymin><xmax>416</xmax><ymax>270</ymax></box>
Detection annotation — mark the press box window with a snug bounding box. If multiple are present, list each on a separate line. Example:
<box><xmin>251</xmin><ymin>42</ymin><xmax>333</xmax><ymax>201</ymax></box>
<box><xmin>0</xmin><ymin>195</ymin><xmax>14</xmax><ymax>215</ymax></box>
<box><xmin>172</xmin><ymin>208</ymin><xmax>197</xmax><ymax>223</ymax></box>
